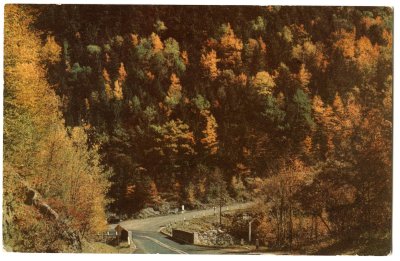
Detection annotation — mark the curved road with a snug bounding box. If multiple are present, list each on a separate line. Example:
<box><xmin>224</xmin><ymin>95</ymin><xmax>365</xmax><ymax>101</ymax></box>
<box><xmin>116</xmin><ymin>202</ymin><xmax>255</xmax><ymax>254</ymax></box>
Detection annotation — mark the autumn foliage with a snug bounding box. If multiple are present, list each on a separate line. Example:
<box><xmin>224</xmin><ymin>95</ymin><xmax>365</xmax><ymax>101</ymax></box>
<box><xmin>3</xmin><ymin>5</ymin><xmax>392</xmax><ymax>254</ymax></box>
<box><xmin>4</xmin><ymin>5</ymin><xmax>110</xmax><ymax>252</ymax></box>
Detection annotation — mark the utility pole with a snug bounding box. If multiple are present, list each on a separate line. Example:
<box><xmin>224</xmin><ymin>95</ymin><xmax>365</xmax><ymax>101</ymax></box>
<box><xmin>249</xmin><ymin>219</ymin><xmax>255</xmax><ymax>243</ymax></box>
<box><xmin>219</xmin><ymin>183</ymin><xmax>223</xmax><ymax>226</ymax></box>
<box><xmin>116</xmin><ymin>230</ymin><xmax>120</xmax><ymax>253</ymax></box>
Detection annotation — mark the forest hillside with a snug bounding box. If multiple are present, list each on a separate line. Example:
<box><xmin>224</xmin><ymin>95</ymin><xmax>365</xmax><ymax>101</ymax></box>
<box><xmin>3</xmin><ymin>5</ymin><xmax>392</xmax><ymax>253</ymax></box>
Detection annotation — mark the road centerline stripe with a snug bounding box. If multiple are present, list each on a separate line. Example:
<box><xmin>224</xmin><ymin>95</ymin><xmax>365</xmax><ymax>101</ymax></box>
<box><xmin>139</xmin><ymin>235</ymin><xmax>188</xmax><ymax>254</ymax></box>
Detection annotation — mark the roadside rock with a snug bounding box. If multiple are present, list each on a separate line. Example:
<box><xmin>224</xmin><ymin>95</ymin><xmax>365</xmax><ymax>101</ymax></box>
<box><xmin>168</xmin><ymin>208</ymin><xmax>179</xmax><ymax>214</ymax></box>
<box><xmin>135</xmin><ymin>207</ymin><xmax>160</xmax><ymax>219</ymax></box>
<box><xmin>197</xmin><ymin>229</ymin><xmax>234</xmax><ymax>246</ymax></box>
<box><xmin>154</xmin><ymin>202</ymin><xmax>171</xmax><ymax>215</ymax></box>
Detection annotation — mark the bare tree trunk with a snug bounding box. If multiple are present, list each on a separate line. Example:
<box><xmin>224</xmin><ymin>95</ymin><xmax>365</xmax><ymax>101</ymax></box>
<box><xmin>276</xmin><ymin>212</ymin><xmax>280</xmax><ymax>245</ymax></box>
<box><xmin>283</xmin><ymin>208</ymin><xmax>287</xmax><ymax>245</ymax></box>
<box><xmin>314</xmin><ymin>215</ymin><xmax>318</xmax><ymax>241</ymax></box>
<box><xmin>279</xmin><ymin>189</ymin><xmax>284</xmax><ymax>245</ymax></box>
<box><xmin>299</xmin><ymin>214</ymin><xmax>304</xmax><ymax>243</ymax></box>
<box><xmin>288</xmin><ymin>203</ymin><xmax>293</xmax><ymax>251</ymax></box>
<box><xmin>318</xmin><ymin>214</ymin><xmax>332</xmax><ymax>235</ymax></box>
<box><xmin>311</xmin><ymin>215</ymin><xmax>315</xmax><ymax>241</ymax></box>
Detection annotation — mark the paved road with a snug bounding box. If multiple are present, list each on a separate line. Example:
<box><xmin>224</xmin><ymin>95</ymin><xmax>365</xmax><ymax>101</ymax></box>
<box><xmin>116</xmin><ymin>202</ymin><xmax>255</xmax><ymax>254</ymax></box>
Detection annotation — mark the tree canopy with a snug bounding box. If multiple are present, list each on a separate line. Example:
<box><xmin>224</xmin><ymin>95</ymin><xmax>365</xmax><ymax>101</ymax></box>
<box><xmin>3</xmin><ymin>5</ymin><xmax>392</xmax><ymax>253</ymax></box>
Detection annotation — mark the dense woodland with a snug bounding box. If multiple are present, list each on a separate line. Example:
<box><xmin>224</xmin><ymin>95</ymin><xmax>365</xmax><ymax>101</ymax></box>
<box><xmin>4</xmin><ymin>5</ymin><xmax>392</xmax><ymax>253</ymax></box>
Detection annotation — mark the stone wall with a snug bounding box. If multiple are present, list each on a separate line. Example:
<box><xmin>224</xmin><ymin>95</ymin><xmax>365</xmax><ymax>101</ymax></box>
<box><xmin>172</xmin><ymin>229</ymin><xmax>199</xmax><ymax>244</ymax></box>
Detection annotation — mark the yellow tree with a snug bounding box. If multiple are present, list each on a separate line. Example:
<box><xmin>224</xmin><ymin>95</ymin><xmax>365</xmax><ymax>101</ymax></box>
<box><xmin>218</xmin><ymin>23</ymin><xmax>243</xmax><ymax>68</ymax></box>
<box><xmin>252</xmin><ymin>71</ymin><xmax>276</xmax><ymax>96</ymax></box>
<box><xmin>297</xmin><ymin>64</ymin><xmax>312</xmax><ymax>93</ymax></box>
<box><xmin>165</xmin><ymin>73</ymin><xmax>183</xmax><ymax>107</ymax></box>
<box><xmin>332</xmin><ymin>28</ymin><xmax>356</xmax><ymax>60</ymax></box>
<box><xmin>354</xmin><ymin>36</ymin><xmax>380</xmax><ymax>76</ymax></box>
<box><xmin>200</xmin><ymin>111</ymin><xmax>219</xmax><ymax>155</ymax></box>
<box><xmin>102</xmin><ymin>68</ymin><xmax>113</xmax><ymax>100</ymax></box>
<box><xmin>113</xmin><ymin>62</ymin><xmax>127</xmax><ymax>100</ymax></box>
<box><xmin>200</xmin><ymin>49</ymin><xmax>220</xmax><ymax>80</ymax></box>
<box><xmin>311</xmin><ymin>95</ymin><xmax>335</xmax><ymax>158</ymax></box>
<box><xmin>4</xmin><ymin>5</ymin><xmax>110</xmax><ymax>251</ymax></box>
<box><xmin>151</xmin><ymin>32</ymin><xmax>164</xmax><ymax>51</ymax></box>
<box><xmin>41</xmin><ymin>35</ymin><xmax>62</xmax><ymax>64</ymax></box>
